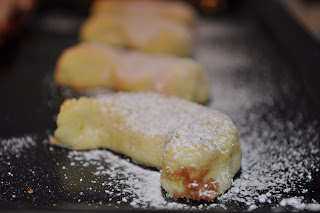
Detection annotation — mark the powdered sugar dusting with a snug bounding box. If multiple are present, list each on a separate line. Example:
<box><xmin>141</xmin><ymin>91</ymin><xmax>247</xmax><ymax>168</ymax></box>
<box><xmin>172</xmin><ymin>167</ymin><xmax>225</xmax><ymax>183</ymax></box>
<box><xmin>0</xmin><ymin>136</ymin><xmax>36</xmax><ymax>157</ymax></box>
<box><xmin>49</xmin><ymin>18</ymin><xmax>320</xmax><ymax>211</ymax></box>
<box><xmin>34</xmin><ymin>16</ymin><xmax>319</xmax><ymax>211</ymax></box>
<box><xmin>57</xmin><ymin>148</ymin><xmax>227</xmax><ymax>209</ymax></box>
<box><xmin>98</xmin><ymin>92</ymin><xmax>233</xmax><ymax>139</ymax></box>
<box><xmin>196</xmin><ymin>18</ymin><xmax>320</xmax><ymax>211</ymax></box>
<box><xmin>68</xmin><ymin>150</ymin><xmax>175</xmax><ymax>209</ymax></box>
<box><xmin>114</xmin><ymin>50</ymin><xmax>183</xmax><ymax>82</ymax></box>
<box><xmin>124</xmin><ymin>15</ymin><xmax>192</xmax><ymax>47</ymax></box>
<box><xmin>217</xmin><ymin>112</ymin><xmax>320</xmax><ymax>211</ymax></box>
<box><xmin>54</xmin><ymin>112</ymin><xmax>320</xmax><ymax>210</ymax></box>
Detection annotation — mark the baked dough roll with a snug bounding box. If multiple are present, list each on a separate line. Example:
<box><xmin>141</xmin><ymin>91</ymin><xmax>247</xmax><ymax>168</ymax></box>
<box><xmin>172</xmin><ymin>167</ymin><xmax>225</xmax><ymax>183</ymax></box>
<box><xmin>54</xmin><ymin>44</ymin><xmax>118</xmax><ymax>90</ymax></box>
<box><xmin>55</xmin><ymin>43</ymin><xmax>210</xmax><ymax>104</ymax></box>
<box><xmin>52</xmin><ymin>92</ymin><xmax>241</xmax><ymax>201</ymax></box>
<box><xmin>79</xmin><ymin>13</ymin><xmax>193</xmax><ymax>57</ymax></box>
<box><xmin>91</xmin><ymin>0</ymin><xmax>196</xmax><ymax>27</ymax></box>
<box><xmin>162</xmin><ymin>119</ymin><xmax>241</xmax><ymax>201</ymax></box>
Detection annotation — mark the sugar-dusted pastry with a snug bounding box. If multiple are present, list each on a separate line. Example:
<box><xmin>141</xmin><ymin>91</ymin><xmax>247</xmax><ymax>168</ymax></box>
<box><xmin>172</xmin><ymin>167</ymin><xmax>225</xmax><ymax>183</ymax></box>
<box><xmin>52</xmin><ymin>92</ymin><xmax>241</xmax><ymax>201</ymax></box>
<box><xmin>79</xmin><ymin>13</ymin><xmax>193</xmax><ymax>57</ymax></box>
<box><xmin>55</xmin><ymin>43</ymin><xmax>210</xmax><ymax>104</ymax></box>
<box><xmin>91</xmin><ymin>0</ymin><xmax>196</xmax><ymax>27</ymax></box>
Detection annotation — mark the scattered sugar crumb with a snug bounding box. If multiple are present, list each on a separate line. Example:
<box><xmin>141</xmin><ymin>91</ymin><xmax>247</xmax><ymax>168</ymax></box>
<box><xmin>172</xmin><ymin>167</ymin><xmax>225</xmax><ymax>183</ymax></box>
<box><xmin>0</xmin><ymin>136</ymin><xmax>36</xmax><ymax>157</ymax></box>
<box><xmin>248</xmin><ymin>204</ymin><xmax>258</xmax><ymax>211</ymax></box>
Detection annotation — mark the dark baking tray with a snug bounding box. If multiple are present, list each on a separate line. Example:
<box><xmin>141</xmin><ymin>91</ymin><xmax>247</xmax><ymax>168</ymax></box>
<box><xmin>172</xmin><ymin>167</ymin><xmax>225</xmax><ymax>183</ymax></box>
<box><xmin>0</xmin><ymin>1</ymin><xmax>319</xmax><ymax>212</ymax></box>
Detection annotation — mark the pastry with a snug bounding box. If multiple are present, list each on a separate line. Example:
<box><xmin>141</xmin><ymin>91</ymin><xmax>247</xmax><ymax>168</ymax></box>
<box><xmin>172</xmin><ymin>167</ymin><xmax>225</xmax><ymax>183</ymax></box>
<box><xmin>79</xmin><ymin>13</ymin><xmax>193</xmax><ymax>57</ymax></box>
<box><xmin>52</xmin><ymin>92</ymin><xmax>241</xmax><ymax>201</ymax></box>
<box><xmin>54</xmin><ymin>43</ymin><xmax>210</xmax><ymax>104</ymax></box>
<box><xmin>91</xmin><ymin>0</ymin><xmax>196</xmax><ymax>27</ymax></box>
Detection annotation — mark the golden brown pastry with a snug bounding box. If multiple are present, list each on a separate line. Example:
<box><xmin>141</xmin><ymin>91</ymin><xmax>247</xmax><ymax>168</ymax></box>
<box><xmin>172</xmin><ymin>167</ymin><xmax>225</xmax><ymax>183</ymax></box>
<box><xmin>79</xmin><ymin>12</ymin><xmax>194</xmax><ymax>57</ymax></box>
<box><xmin>52</xmin><ymin>92</ymin><xmax>241</xmax><ymax>201</ymax></box>
<box><xmin>91</xmin><ymin>0</ymin><xmax>196</xmax><ymax>27</ymax></box>
<box><xmin>55</xmin><ymin>43</ymin><xmax>210</xmax><ymax>104</ymax></box>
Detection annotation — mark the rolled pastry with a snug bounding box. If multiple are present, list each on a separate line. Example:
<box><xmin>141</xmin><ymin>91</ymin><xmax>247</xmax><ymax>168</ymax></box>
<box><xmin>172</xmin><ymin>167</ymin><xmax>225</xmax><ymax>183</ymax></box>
<box><xmin>52</xmin><ymin>92</ymin><xmax>241</xmax><ymax>201</ymax></box>
<box><xmin>54</xmin><ymin>43</ymin><xmax>210</xmax><ymax>104</ymax></box>
<box><xmin>91</xmin><ymin>0</ymin><xmax>196</xmax><ymax>27</ymax></box>
<box><xmin>79</xmin><ymin>13</ymin><xmax>193</xmax><ymax>57</ymax></box>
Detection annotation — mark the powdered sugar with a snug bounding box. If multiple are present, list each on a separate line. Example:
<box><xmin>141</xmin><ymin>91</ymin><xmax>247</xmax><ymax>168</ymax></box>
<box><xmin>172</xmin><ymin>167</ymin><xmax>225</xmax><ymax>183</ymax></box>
<box><xmin>57</xmin><ymin>148</ymin><xmax>226</xmax><ymax>209</ymax></box>
<box><xmin>196</xmin><ymin>19</ymin><xmax>320</xmax><ymax>211</ymax></box>
<box><xmin>217</xmin><ymin>112</ymin><xmax>320</xmax><ymax>211</ymax></box>
<box><xmin>52</xmin><ymin>18</ymin><xmax>320</xmax><ymax>210</ymax></box>
<box><xmin>124</xmin><ymin>15</ymin><xmax>192</xmax><ymax>47</ymax></box>
<box><xmin>47</xmin><ymin>18</ymin><xmax>320</xmax><ymax>211</ymax></box>
<box><xmin>0</xmin><ymin>136</ymin><xmax>36</xmax><ymax>157</ymax></box>
<box><xmin>97</xmin><ymin>92</ymin><xmax>232</xmax><ymax>139</ymax></box>
<box><xmin>68</xmin><ymin>150</ymin><xmax>169</xmax><ymax>208</ymax></box>
<box><xmin>54</xmin><ymin>109</ymin><xmax>319</xmax><ymax>210</ymax></box>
